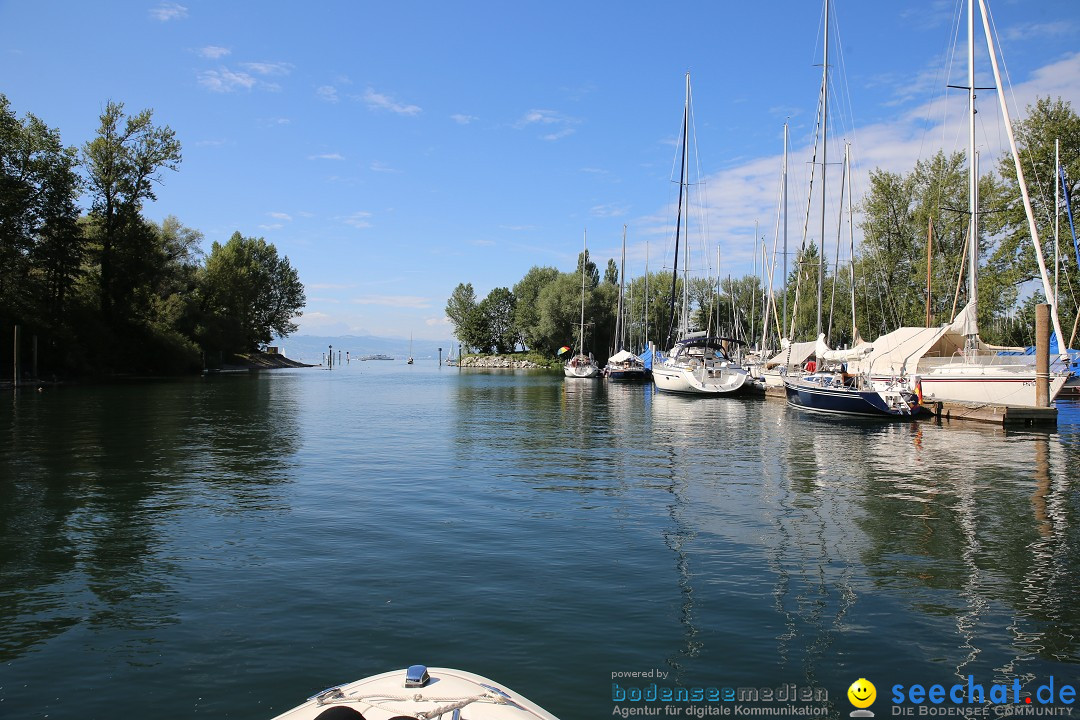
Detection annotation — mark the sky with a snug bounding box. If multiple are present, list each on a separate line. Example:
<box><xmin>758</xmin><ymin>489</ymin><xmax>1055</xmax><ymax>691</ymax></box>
<box><xmin>2</xmin><ymin>0</ymin><xmax>1079</xmax><ymax>341</ymax></box>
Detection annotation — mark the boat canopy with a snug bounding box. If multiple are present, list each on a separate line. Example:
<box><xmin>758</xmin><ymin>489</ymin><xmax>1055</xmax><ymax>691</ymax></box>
<box><xmin>607</xmin><ymin>350</ymin><xmax>639</xmax><ymax>364</ymax></box>
<box><xmin>765</xmin><ymin>339</ymin><xmax>816</xmax><ymax>369</ymax></box>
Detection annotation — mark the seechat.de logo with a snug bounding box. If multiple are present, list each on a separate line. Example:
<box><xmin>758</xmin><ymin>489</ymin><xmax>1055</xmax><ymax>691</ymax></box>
<box><xmin>848</xmin><ymin>678</ymin><xmax>877</xmax><ymax>717</ymax></box>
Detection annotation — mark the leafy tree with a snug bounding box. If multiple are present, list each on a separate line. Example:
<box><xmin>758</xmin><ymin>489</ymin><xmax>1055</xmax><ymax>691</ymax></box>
<box><xmin>446</xmin><ymin>282</ymin><xmax>476</xmax><ymax>336</ymax></box>
<box><xmin>198</xmin><ymin>232</ymin><xmax>305</xmax><ymax>353</ymax></box>
<box><xmin>575</xmin><ymin>248</ymin><xmax>599</xmax><ymax>289</ymax></box>
<box><xmin>604</xmin><ymin>258</ymin><xmax>618</xmax><ymax>285</ymax></box>
<box><xmin>82</xmin><ymin>101</ymin><xmax>181</xmax><ymax>321</ymax></box>
<box><xmin>0</xmin><ymin>95</ymin><xmax>83</xmax><ymax>325</ymax></box>
<box><xmin>480</xmin><ymin>286</ymin><xmax>517</xmax><ymax>353</ymax></box>
<box><xmin>512</xmin><ymin>266</ymin><xmax>559</xmax><ymax>351</ymax></box>
<box><xmin>984</xmin><ymin>96</ymin><xmax>1080</xmax><ymax>346</ymax></box>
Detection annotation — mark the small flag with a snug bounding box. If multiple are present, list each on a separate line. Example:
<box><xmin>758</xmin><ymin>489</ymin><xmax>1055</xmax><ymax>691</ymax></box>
<box><xmin>914</xmin><ymin>377</ymin><xmax>923</xmax><ymax>405</ymax></box>
<box><xmin>557</xmin><ymin>346</ymin><xmax>571</xmax><ymax>356</ymax></box>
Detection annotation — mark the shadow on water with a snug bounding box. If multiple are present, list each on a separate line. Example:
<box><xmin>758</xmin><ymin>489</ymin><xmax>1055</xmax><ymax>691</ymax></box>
<box><xmin>0</xmin><ymin>374</ymin><xmax>301</xmax><ymax>663</ymax></box>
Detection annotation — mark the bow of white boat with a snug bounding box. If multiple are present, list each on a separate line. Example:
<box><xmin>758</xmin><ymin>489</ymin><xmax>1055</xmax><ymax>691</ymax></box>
<box><xmin>271</xmin><ymin>666</ymin><xmax>560</xmax><ymax>720</ymax></box>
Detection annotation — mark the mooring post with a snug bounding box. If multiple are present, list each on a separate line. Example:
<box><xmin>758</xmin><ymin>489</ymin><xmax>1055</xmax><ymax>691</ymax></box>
<box><xmin>1036</xmin><ymin>303</ymin><xmax>1050</xmax><ymax>407</ymax></box>
<box><xmin>438</xmin><ymin>347</ymin><xmax>442</xmax><ymax>366</ymax></box>
<box><xmin>13</xmin><ymin>325</ymin><xmax>20</xmax><ymax>387</ymax></box>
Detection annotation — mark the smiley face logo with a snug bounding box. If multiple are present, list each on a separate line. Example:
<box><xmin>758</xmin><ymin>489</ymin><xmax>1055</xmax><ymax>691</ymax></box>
<box><xmin>847</xmin><ymin>678</ymin><xmax>876</xmax><ymax>709</ymax></box>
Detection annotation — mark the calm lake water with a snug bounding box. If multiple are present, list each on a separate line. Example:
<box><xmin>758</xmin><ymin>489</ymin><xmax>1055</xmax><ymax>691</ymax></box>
<box><xmin>2</xmin><ymin>362</ymin><xmax>1079</xmax><ymax>719</ymax></box>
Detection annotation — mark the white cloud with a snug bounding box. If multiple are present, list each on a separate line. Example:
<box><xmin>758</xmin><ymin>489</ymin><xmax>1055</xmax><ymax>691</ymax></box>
<box><xmin>316</xmin><ymin>85</ymin><xmax>339</xmax><ymax>103</ymax></box>
<box><xmin>308</xmin><ymin>153</ymin><xmax>345</xmax><ymax>161</ymax></box>
<box><xmin>516</xmin><ymin>109</ymin><xmax>579</xmax><ymax>140</ymax></box>
<box><xmin>198</xmin><ymin>68</ymin><xmax>257</xmax><ymax>92</ymax></box>
<box><xmin>369</xmin><ymin>161</ymin><xmax>399</xmax><ymax>173</ymax></box>
<box><xmin>258</xmin><ymin>223</ymin><xmax>284</xmax><ymax>231</ymax></box>
<box><xmin>269</xmin><ymin>212</ymin><xmax>292</xmax><ymax>221</ymax></box>
<box><xmin>1005</xmin><ymin>21</ymin><xmax>1077</xmax><ymax>42</ymax></box>
<box><xmin>451</xmin><ymin>113</ymin><xmax>478</xmax><ymax>125</ymax></box>
<box><xmin>198</xmin><ymin>45</ymin><xmax>230</xmax><ymax>59</ymax></box>
<box><xmin>362</xmin><ymin>88</ymin><xmax>421</xmax><ymax>115</ymax></box>
<box><xmin>590</xmin><ymin>203</ymin><xmax>629</xmax><ymax>218</ymax></box>
<box><xmin>342</xmin><ymin>212</ymin><xmax>373</xmax><ymax>228</ymax></box>
<box><xmin>149</xmin><ymin>3</ymin><xmax>187</xmax><ymax>21</ymax></box>
<box><xmin>241</xmin><ymin>61</ymin><xmax>292</xmax><ymax>76</ymax></box>
<box><xmin>425</xmin><ymin>316</ymin><xmax>452</xmax><ymax>327</ymax></box>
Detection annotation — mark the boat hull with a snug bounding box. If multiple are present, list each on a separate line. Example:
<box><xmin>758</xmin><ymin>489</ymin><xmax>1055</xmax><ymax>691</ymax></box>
<box><xmin>564</xmin><ymin>354</ymin><xmax>600</xmax><ymax>378</ymax></box>
<box><xmin>271</xmin><ymin>666</ymin><xmax>559</xmax><ymax>720</ymax></box>
<box><xmin>652</xmin><ymin>362</ymin><xmax>750</xmax><ymax>395</ymax></box>
<box><xmin>872</xmin><ymin>369</ymin><xmax>1068</xmax><ymax>407</ymax></box>
<box><xmin>785</xmin><ymin>378</ymin><xmax>920</xmax><ymax>418</ymax></box>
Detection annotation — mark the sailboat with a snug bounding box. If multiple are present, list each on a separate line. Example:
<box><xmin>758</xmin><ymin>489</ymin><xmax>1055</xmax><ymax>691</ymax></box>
<box><xmin>407</xmin><ymin>333</ymin><xmax>414</xmax><ymax>365</ymax></box>
<box><xmin>651</xmin><ymin>73</ymin><xmax>751</xmax><ymax>396</ymax></box>
<box><xmin>564</xmin><ymin>230</ymin><xmax>600</xmax><ymax>379</ymax></box>
<box><xmin>604</xmin><ymin>225</ymin><xmax>648</xmax><ymax>380</ymax></box>
<box><xmin>847</xmin><ymin>0</ymin><xmax>1070</xmax><ymax>407</ymax></box>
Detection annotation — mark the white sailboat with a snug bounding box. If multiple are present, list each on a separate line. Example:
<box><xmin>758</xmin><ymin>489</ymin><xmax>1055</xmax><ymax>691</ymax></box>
<box><xmin>564</xmin><ymin>230</ymin><xmax>600</xmax><ymax>379</ymax></box>
<box><xmin>651</xmin><ymin>72</ymin><xmax>751</xmax><ymax>396</ymax></box>
<box><xmin>604</xmin><ymin>224</ymin><xmax>648</xmax><ymax>380</ymax></box>
<box><xmin>407</xmin><ymin>333</ymin><xmax>414</xmax><ymax>365</ymax></box>
<box><xmin>849</xmin><ymin>0</ymin><xmax>1070</xmax><ymax>407</ymax></box>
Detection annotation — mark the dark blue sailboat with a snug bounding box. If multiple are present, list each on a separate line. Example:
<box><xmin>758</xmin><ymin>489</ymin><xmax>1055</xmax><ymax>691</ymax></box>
<box><xmin>784</xmin><ymin>371</ymin><xmax>922</xmax><ymax>419</ymax></box>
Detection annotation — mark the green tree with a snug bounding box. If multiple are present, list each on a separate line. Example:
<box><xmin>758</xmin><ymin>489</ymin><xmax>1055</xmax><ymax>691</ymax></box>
<box><xmin>0</xmin><ymin>95</ymin><xmax>83</xmax><ymax>325</ymax></box>
<box><xmin>445</xmin><ymin>282</ymin><xmax>478</xmax><ymax>349</ymax></box>
<box><xmin>481</xmin><ymin>286</ymin><xmax>517</xmax><ymax>354</ymax></box>
<box><xmin>604</xmin><ymin>258</ymin><xmax>618</xmax><ymax>285</ymax></box>
<box><xmin>512</xmin><ymin>265</ymin><xmax>559</xmax><ymax>351</ymax></box>
<box><xmin>984</xmin><ymin>96</ymin><xmax>1080</xmax><ymax>346</ymax></box>
<box><xmin>82</xmin><ymin>101</ymin><xmax>181</xmax><ymax>320</ymax></box>
<box><xmin>198</xmin><ymin>232</ymin><xmax>305</xmax><ymax>353</ymax></box>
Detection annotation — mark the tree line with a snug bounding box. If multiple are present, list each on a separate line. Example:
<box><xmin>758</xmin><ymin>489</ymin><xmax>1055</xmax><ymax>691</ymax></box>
<box><xmin>446</xmin><ymin>97</ymin><xmax>1080</xmax><ymax>361</ymax></box>
<box><xmin>1</xmin><ymin>94</ymin><xmax>305</xmax><ymax>378</ymax></box>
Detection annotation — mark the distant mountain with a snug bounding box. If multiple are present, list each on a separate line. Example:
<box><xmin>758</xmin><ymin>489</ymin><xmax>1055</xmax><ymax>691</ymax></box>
<box><xmin>272</xmin><ymin>334</ymin><xmax>456</xmax><ymax>363</ymax></box>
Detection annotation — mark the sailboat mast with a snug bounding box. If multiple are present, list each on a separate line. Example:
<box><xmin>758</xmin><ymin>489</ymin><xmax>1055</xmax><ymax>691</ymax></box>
<box><xmin>616</xmin><ymin>224</ymin><xmax>627</xmax><ymax>353</ymax></box>
<box><xmin>580</xmin><ymin>229</ymin><xmax>588</xmax><ymax>356</ymax></box>
<box><xmin>782</xmin><ymin>122</ymin><xmax>789</xmax><ymax>336</ymax></box>
<box><xmin>666</xmin><ymin>72</ymin><xmax>690</xmax><ymax>348</ymax></box>
<box><xmin>846</xmin><ymin>143</ymin><xmax>857</xmax><ymax>341</ymax></box>
<box><xmin>976</xmin><ymin>0</ymin><xmax>1066</xmax><ymax>355</ymax></box>
<box><xmin>967</xmin><ymin>0</ymin><xmax>978</xmax><ymax>321</ymax></box>
<box><xmin>817</xmin><ymin>0</ymin><xmax>829</xmax><ymax>340</ymax></box>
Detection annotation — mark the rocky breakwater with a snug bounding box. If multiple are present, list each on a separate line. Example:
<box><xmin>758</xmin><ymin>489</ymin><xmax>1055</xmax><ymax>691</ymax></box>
<box><xmin>458</xmin><ymin>355</ymin><xmax>548</xmax><ymax>369</ymax></box>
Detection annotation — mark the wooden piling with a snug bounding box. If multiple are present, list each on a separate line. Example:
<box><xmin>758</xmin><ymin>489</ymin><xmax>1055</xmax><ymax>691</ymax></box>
<box><xmin>1036</xmin><ymin>303</ymin><xmax>1050</xmax><ymax>407</ymax></box>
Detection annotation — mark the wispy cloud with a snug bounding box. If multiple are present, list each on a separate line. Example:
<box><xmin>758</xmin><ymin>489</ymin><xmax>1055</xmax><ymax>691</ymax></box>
<box><xmin>590</xmin><ymin>203</ymin><xmax>629</xmax><ymax>218</ymax></box>
<box><xmin>1004</xmin><ymin>20</ymin><xmax>1076</xmax><ymax>42</ymax></box>
<box><xmin>149</xmin><ymin>2</ymin><xmax>187</xmax><ymax>21</ymax></box>
<box><xmin>269</xmin><ymin>212</ymin><xmax>292</xmax><ymax>221</ymax></box>
<box><xmin>258</xmin><ymin>223</ymin><xmax>284</xmax><ymax>231</ymax></box>
<box><xmin>516</xmin><ymin>109</ymin><xmax>579</xmax><ymax>140</ymax></box>
<box><xmin>370</xmin><ymin>161</ymin><xmax>399</xmax><ymax>173</ymax></box>
<box><xmin>351</xmin><ymin>295</ymin><xmax>431</xmax><ymax>309</ymax></box>
<box><xmin>197</xmin><ymin>62</ymin><xmax>290</xmax><ymax>93</ymax></box>
<box><xmin>198</xmin><ymin>68</ymin><xmax>256</xmax><ymax>92</ymax></box>
<box><xmin>316</xmin><ymin>85</ymin><xmax>339</xmax><ymax>103</ymax></box>
<box><xmin>342</xmin><ymin>212</ymin><xmax>373</xmax><ymax>228</ymax></box>
<box><xmin>197</xmin><ymin>45</ymin><xmax>230</xmax><ymax>59</ymax></box>
<box><xmin>241</xmin><ymin>61</ymin><xmax>292</xmax><ymax>76</ymax></box>
<box><xmin>363</xmin><ymin>88</ymin><xmax>421</xmax><ymax>115</ymax></box>
<box><xmin>451</xmin><ymin>113</ymin><xmax>478</xmax><ymax>125</ymax></box>
<box><xmin>308</xmin><ymin>152</ymin><xmax>344</xmax><ymax>161</ymax></box>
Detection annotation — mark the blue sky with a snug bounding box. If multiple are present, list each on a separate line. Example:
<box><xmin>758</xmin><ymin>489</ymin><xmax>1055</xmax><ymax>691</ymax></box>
<box><xmin>2</xmin><ymin>1</ymin><xmax>1079</xmax><ymax>341</ymax></box>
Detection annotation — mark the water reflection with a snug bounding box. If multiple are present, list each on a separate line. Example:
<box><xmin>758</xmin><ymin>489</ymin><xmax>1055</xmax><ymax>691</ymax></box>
<box><xmin>0</xmin><ymin>374</ymin><xmax>302</xmax><ymax>662</ymax></box>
